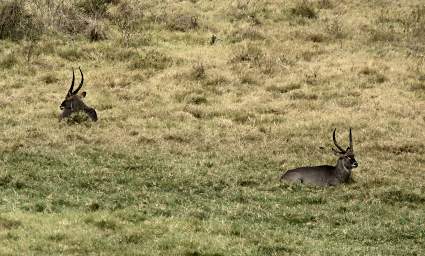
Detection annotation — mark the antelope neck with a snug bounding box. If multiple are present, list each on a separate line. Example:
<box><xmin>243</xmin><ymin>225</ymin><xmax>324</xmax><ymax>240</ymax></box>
<box><xmin>335</xmin><ymin>158</ymin><xmax>351</xmax><ymax>181</ymax></box>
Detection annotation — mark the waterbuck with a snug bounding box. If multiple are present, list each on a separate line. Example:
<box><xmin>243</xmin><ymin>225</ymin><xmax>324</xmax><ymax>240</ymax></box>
<box><xmin>59</xmin><ymin>67</ymin><xmax>98</xmax><ymax>122</ymax></box>
<box><xmin>280</xmin><ymin>128</ymin><xmax>358</xmax><ymax>186</ymax></box>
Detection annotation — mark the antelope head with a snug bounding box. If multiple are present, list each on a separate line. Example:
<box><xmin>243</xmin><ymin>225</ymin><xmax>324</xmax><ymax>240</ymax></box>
<box><xmin>332</xmin><ymin>128</ymin><xmax>358</xmax><ymax>170</ymax></box>
<box><xmin>59</xmin><ymin>67</ymin><xmax>97</xmax><ymax>122</ymax></box>
<box><xmin>281</xmin><ymin>128</ymin><xmax>359</xmax><ymax>186</ymax></box>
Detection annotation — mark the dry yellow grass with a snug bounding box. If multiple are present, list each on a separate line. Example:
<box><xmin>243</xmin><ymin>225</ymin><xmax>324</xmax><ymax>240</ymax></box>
<box><xmin>0</xmin><ymin>0</ymin><xmax>424</xmax><ymax>255</ymax></box>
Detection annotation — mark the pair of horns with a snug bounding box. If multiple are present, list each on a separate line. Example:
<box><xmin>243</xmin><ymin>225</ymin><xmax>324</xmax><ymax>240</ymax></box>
<box><xmin>68</xmin><ymin>67</ymin><xmax>84</xmax><ymax>96</ymax></box>
<box><xmin>332</xmin><ymin>128</ymin><xmax>353</xmax><ymax>154</ymax></box>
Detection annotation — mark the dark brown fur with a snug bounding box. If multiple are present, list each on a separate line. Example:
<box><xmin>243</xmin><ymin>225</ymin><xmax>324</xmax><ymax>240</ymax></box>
<box><xmin>59</xmin><ymin>68</ymin><xmax>97</xmax><ymax>121</ymax></box>
<box><xmin>281</xmin><ymin>129</ymin><xmax>358</xmax><ymax>186</ymax></box>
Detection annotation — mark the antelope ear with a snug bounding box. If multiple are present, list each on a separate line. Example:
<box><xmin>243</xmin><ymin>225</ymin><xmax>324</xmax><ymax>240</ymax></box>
<box><xmin>80</xmin><ymin>91</ymin><xmax>87</xmax><ymax>98</ymax></box>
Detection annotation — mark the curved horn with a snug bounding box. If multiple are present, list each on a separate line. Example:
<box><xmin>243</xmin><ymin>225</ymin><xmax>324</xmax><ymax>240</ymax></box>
<box><xmin>333</xmin><ymin>128</ymin><xmax>345</xmax><ymax>153</ymax></box>
<box><xmin>68</xmin><ymin>68</ymin><xmax>75</xmax><ymax>96</ymax></box>
<box><xmin>72</xmin><ymin>67</ymin><xmax>84</xmax><ymax>95</ymax></box>
<box><xmin>349</xmin><ymin>128</ymin><xmax>353</xmax><ymax>150</ymax></box>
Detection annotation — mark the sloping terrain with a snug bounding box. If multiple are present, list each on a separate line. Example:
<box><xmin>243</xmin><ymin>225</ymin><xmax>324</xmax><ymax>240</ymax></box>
<box><xmin>0</xmin><ymin>0</ymin><xmax>424</xmax><ymax>255</ymax></box>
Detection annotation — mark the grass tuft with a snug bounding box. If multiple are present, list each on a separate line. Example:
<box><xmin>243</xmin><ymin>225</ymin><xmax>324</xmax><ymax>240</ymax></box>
<box><xmin>380</xmin><ymin>190</ymin><xmax>425</xmax><ymax>205</ymax></box>
<box><xmin>86</xmin><ymin>20</ymin><xmax>107</xmax><ymax>41</ymax></box>
<box><xmin>166</xmin><ymin>13</ymin><xmax>199</xmax><ymax>32</ymax></box>
<box><xmin>191</xmin><ymin>62</ymin><xmax>206</xmax><ymax>80</ymax></box>
<box><xmin>290</xmin><ymin>0</ymin><xmax>318</xmax><ymax>20</ymax></box>
<box><xmin>266</xmin><ymin>83</ymin><xmax>301</xmax><ymax>94</ymax></box>
<box><xmin>0</xmin><ymin>217</ymin><xmax>21</xmax><ymax>229</ymax></box>
<box><xmin>0</xmin><ymin>0</ymin><xmax>44</xmax><ymax>41</ymax></box>
<box><xmin>129</xmin><ymin>49</ymin><xmax>172</xmax><ymax>70</ymax></box>
<box><xmin>0</xmin><ymin>52</ymin><xmax>19</xmax><ymax>69</ymax></box>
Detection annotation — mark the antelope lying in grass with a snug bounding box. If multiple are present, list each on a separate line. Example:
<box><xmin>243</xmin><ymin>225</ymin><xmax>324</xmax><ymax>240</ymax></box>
<box><xmin>280</xmin><ymin>128</ymin><xmax>358</xmax><ymax>186</ymax></box>
<box><xmin>59</xmin><ymin>67</ymin><xmax>97</xmax><ymax>122</ymax></box>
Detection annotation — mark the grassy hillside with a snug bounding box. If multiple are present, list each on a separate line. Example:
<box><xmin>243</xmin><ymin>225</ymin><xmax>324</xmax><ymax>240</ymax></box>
<box><xmin>0</xmin><ymin>0</ymin><xmax>424</xmax><ymax>255</ymax></box>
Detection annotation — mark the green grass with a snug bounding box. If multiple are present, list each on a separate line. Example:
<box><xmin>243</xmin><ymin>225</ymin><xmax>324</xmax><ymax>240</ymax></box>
<box><xmin>0</xmin><ymin>0</ymin><xmax>425</xmax><ymax>255</ymax></box>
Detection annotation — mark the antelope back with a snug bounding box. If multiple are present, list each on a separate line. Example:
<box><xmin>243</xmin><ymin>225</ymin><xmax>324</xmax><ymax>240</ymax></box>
<box><xmin>281</xmin><ymin>128</ymin><xmax>358</xmax><ymax>186</ymax></box>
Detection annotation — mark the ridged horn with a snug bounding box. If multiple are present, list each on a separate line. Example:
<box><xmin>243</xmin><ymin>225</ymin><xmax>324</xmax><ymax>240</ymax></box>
<box><xmin>349</xmin><ymin>128</ymin><xmax>353</xmax><ymax>150</ymax></box>
<box><xmin>67</xmin><ymin>68</ymin><xmax>75</xmax><ymax>96</ymax></box>
<box><xmin>332</xmin><ymin>128</ymin><xmax>345</xmax><ymax>153</ymax></box>
<box><xmin>72</xmin><ymin>67</ymin><xmax>84</xmax><ymax>95</ymax></box>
